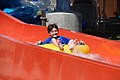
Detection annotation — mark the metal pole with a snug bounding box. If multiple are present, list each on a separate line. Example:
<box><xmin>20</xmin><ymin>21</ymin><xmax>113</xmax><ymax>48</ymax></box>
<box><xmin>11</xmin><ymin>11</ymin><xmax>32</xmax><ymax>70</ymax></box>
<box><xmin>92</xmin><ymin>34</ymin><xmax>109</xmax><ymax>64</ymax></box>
<box><xmin>96</xmin><ymin>0</ymin><xmax>101</xmax><ymax>32</ymax></box>
<box><xmin>90</xmin><ymin>0</ymin><xmax>101</xmax><ymax>33</ymax></box>
<box><xmin>102</xmin><ymin>0</ymin><xmax>106</xmax><ymax>32</ymax></box>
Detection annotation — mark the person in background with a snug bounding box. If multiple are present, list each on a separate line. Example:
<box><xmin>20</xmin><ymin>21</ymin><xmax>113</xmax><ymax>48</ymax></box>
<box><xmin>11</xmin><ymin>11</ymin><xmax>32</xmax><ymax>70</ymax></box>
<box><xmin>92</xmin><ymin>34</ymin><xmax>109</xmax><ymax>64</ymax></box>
<box><xmin>56</xmin><ymin>0</ymin><xmax>75</xmax><ymax>12</ymax></box>
<box><xmin>36</xmin><ymin>23</ymin><xmax>82</xmax><ymax>50</ymax></box>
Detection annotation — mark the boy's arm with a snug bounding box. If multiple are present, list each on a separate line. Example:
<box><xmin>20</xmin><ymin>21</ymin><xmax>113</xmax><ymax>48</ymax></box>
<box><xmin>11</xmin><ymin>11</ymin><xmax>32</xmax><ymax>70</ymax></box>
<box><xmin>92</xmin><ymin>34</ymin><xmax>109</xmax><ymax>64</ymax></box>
<box><xmin>36</xmin><ymin>38</ymin><xmax>52</xmax><ymax>45</ymax></box>
<box><xmin>41</xmin><ymin>38</ymin><xmax>52</xmax><ymax>44</ymax></box>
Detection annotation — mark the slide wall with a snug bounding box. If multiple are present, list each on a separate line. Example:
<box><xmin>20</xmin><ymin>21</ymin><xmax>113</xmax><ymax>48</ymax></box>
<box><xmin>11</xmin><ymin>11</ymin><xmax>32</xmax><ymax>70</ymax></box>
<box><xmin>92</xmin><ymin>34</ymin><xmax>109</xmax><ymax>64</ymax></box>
<box><xmin>0</xmin><ymin>11</ymin><xmax>120</xmax><ymax>80</ymax></box>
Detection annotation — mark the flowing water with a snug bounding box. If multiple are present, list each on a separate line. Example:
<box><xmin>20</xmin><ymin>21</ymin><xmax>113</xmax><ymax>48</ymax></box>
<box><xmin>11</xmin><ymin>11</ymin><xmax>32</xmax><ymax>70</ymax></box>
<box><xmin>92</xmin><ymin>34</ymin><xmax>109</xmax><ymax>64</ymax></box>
<box><xmin>72</xmin><ymin>52</ymin><xmax>110</xmax><ymax>64</ymax></box>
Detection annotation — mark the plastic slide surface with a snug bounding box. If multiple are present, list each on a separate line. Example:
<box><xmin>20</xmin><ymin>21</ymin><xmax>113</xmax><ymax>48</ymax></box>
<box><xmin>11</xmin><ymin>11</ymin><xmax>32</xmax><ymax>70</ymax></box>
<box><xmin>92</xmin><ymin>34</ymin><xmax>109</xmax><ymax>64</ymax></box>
<box><xmin>0</xmin><ymin>10</ymin><xmax>120</xmax><ymax>80</ymax></box>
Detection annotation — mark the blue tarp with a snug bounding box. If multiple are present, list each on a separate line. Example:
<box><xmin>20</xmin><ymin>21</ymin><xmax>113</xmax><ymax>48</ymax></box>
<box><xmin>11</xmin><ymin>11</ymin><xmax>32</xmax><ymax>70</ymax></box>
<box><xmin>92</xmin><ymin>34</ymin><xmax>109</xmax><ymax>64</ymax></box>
<box><xmin>9</xmin><ymin>6</ymin><xmax>39</xmax><ymax>24</ymax></box>
<box><xmin>0</xmin><ymin>0</ymin><xmax>20</xmax><ymax>10</ymax></box>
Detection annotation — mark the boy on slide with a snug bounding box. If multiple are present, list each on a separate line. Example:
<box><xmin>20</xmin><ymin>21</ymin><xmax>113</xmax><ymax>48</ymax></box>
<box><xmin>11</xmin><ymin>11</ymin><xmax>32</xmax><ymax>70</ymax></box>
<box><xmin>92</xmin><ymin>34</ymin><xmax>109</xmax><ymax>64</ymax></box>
<box><xmin>36</xmin><ymin>24</ymin><xmax>84</xmax><ymax>50</ymax></box>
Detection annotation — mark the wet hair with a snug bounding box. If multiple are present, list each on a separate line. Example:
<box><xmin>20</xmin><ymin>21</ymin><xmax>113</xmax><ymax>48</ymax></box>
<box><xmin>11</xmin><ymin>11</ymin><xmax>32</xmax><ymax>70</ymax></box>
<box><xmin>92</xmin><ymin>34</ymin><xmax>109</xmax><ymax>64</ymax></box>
<box><xmin>47</xmin><ymin>24</ymin><xmax>59</xmax><ymax>33</ymax></box>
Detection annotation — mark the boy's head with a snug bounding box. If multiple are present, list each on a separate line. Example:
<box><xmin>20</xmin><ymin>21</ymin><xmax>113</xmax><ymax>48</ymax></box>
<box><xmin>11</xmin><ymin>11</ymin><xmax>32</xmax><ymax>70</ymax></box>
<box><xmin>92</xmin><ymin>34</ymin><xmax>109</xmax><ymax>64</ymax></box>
<box><xmin>47</xmin><ymin>24</ymin><xmax>59</xmax><ymax>38</ymax></box>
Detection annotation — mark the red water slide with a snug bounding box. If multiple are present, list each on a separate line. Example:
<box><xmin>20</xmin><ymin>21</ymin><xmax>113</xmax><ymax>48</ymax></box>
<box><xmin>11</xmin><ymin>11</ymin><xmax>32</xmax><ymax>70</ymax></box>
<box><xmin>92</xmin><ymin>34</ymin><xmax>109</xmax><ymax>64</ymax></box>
<box><xmin>0</xmin><ymin>10</ymin><xmax>120</xmax><ymax>80</ymax></box>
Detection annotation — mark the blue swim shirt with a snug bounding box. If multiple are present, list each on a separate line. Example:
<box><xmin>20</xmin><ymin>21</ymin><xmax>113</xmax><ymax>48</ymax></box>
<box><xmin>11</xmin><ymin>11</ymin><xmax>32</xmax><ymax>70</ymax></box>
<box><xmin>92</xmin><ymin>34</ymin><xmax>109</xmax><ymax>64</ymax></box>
<box><xmin>41</xmin><ymin>36</ymin><xmax>70</xmax><ymax>44</ymax></box>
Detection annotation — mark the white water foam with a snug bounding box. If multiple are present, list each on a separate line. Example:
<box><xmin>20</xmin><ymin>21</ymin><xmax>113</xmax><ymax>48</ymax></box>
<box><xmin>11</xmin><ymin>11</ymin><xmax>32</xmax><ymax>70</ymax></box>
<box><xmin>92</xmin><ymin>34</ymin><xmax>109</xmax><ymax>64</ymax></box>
<box><xmin>72</xmin><ymin>52</ymin><xmax>110</xmax><ymax>64</ymax></box>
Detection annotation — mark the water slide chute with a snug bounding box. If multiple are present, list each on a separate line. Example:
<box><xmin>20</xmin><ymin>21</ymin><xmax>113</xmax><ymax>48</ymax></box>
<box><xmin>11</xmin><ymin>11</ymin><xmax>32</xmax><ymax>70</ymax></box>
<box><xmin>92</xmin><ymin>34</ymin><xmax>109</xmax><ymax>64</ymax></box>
<box><xmin>0</xmin><ymin>11</ymin><xmax>120</xmax><ymax>80</ymax></box>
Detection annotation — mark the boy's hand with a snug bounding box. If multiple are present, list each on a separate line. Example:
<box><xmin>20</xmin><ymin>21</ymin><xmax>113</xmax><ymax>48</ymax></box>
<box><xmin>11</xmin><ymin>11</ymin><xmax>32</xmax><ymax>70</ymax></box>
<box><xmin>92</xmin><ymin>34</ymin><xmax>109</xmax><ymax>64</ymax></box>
<box><xmin>79</xmin><ymin>40</ymin><xmax>84</xmax><ymax>45</ymax></box>
<box><xmin>35</xmin><ymin>40</ymin><xmax>42</xmax><ymax>45</ymax></box>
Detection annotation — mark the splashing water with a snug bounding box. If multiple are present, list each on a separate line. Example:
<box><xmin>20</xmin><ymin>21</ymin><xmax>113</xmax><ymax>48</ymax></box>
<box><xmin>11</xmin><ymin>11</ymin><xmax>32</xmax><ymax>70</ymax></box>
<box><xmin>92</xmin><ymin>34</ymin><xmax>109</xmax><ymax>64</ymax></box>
<box><xmin>72</xmin><ymin>52</ymin><xmax>110</xmax><ymax>64</ymax></box>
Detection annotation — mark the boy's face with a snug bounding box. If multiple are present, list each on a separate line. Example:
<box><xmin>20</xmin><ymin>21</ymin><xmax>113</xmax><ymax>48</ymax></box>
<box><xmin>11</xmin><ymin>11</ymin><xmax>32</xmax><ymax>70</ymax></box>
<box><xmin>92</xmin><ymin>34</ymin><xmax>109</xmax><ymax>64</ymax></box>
<box><xmin>49</xmin><ymin>28</ymin><xmax>58</xmax><ymax>37</ymax></box>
